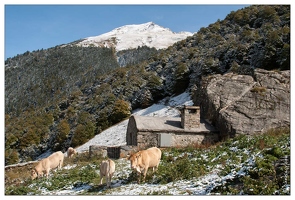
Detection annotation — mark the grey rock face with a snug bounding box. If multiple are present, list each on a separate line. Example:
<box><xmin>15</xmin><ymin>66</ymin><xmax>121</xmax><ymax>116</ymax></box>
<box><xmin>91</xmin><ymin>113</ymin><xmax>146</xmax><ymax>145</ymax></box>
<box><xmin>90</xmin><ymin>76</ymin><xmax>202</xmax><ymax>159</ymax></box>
<box><xmin>196</xmin><ymin>69</ymin><xmax>290</xmax><ymax>137</ymax></box>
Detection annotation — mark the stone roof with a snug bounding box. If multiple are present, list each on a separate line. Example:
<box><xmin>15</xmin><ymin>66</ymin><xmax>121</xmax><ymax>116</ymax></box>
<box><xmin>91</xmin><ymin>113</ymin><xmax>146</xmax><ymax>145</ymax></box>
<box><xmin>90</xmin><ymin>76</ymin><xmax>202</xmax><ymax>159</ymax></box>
<box><xmin>131</xmin><ymin>115</ymin><xmax>218</xmax><ymax>133</ymax></box>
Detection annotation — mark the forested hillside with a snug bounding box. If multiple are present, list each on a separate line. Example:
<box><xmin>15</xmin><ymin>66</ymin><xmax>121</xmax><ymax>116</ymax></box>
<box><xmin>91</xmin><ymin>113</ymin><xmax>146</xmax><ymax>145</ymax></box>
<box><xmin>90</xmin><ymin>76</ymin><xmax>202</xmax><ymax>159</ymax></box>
<box><xmin>5</xmin><ymin>5</ymin><xmax>290</xmax><ymax>165</ymax></box>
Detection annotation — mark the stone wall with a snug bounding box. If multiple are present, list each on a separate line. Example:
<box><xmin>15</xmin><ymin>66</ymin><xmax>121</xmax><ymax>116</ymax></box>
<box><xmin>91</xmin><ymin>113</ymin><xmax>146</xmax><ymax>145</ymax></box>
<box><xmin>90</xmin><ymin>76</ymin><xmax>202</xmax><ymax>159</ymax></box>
<box><xmin>89</xmin><ymin>145</ymin><xmax>108</xmax><ymax>158</ymax></box>
<box><xmin>172</xmin><ymin>132</ymin><xmax>219</xmax><ymax>147</ymax></box>
<box><xmin>136</xmin><ymin>131</ymin><xmax>219</xmax><ymax>149</ymax></box>
<box><xmin>137</xmin><ymin>131</ymin><xmax>159</xmax><ymax>149</ymax></box>
<box><xmin>181</xmin><ymin>106</ymin><xmax>200</xmax><ymax>129</ymax></box>
<box><xmin>89</xmin><ymin>145</ymin><xmax>138</xmax><ymax>159</ymax></box>
<box><xmin>126</xmin><ymin>116</ymin><xmax>138</xmax><ymax>146</ymax></box>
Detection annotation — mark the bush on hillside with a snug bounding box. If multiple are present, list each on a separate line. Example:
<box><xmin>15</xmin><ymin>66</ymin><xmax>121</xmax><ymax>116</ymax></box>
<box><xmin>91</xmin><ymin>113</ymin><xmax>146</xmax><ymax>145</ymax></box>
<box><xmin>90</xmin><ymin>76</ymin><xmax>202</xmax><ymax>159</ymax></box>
<box><xmin>110</xmin><ymin>99</ymin><xmax>131</xmax><ymax>124</ymax></box>
<box><xmin>54</xmin><ymin>119</ymin><xmax>70</xmax><ymax>150</ymax></box>
<box><xmin>71</xmin><ymin>122</ymin><xmax>95</xmax><ymax>148</ymax></box>
<box><xmin>5</xmin><ymin>149</ymin><xmax>19</xmax><ymax>165</ymax></box>
<box><xmin>71</xmin><ymin>111</ymin><xmax>96</xmax><ymax>147</ymax></box>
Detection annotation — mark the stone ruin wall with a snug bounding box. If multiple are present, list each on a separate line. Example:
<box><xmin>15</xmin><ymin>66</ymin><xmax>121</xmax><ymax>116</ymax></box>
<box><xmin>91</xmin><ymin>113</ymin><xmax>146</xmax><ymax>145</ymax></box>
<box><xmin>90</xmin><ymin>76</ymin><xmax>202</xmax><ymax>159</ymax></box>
<box><xmin>136</xmin><ymin>131</ymin><xmax>219</xmax><ymax>149</ymax></box>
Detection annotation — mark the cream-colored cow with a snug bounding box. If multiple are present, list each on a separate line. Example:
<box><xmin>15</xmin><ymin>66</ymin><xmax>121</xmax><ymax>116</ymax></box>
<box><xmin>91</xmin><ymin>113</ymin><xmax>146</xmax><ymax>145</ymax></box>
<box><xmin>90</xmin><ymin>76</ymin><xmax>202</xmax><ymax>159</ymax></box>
<box><xmin>128</xmin><ymin>147</ymin><xmax>162</xmax><ymax>183</ymax></box>
<box><xmin>67</xmin><ymin>147</ymin><xmax>77</xmax><ymax>158</ymax></box>
<box><xmin>31</xmin><ymin>151</ymin><xmax>64</xmax><ymax>180</ymax></box>
<box><xmin>99</xmin><ymin>159</ymin><xmax>115</xmax><ymax>188</ymax></box>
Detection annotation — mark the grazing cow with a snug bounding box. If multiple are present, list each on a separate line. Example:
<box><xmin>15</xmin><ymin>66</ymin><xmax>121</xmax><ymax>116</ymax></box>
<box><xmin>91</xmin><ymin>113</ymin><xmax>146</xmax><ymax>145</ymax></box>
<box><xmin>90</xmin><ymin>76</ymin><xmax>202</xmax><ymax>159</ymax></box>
<box><xmin>31</xmin><ymin>151</ymin><xmax>64</xmax><ymax>180</ymax></box>
<box><xmin>128</xmin><ymin>147</ymin><xmax>162</xmax><ymax>183</ymax></box>
<box><xmin>67</xmin><ymin>147</ymin><xmax>77</xmax><ymax>158</ymax></box>
<box><xmin>99</xmin><ymin>159</ymin><xmax>116</xmax><ymax>188</ymax></box>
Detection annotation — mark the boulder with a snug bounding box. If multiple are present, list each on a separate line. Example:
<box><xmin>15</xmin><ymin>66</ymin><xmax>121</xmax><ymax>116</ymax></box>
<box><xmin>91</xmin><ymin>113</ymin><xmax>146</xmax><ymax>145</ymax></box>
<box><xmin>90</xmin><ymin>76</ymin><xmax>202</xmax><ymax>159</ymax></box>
<box><xmin>196</xmin><ymin>69</ymin><xmax>290</xmax><ymax>137</ymax></box>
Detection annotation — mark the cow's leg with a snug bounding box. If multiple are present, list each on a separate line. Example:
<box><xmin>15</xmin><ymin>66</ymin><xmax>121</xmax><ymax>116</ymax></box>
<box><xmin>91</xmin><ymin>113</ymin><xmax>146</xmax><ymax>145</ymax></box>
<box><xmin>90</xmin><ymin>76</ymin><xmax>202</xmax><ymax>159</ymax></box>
<box><xmin>142</xmin><ymin>167</ymin><xmax>148</xmax><ymax>182</ymax></box>
<box><xmin>106</xmin><ymin>175</ymin><xmax>110</xmax><ymax>188</ymax></box>
<box><xmin>38</xmin><ymin>171</ymin><xmax>43</xmax><ymax>178</ymax></box>
<box><xmin>45</xmin><ymin>169</ymin><xmax>50</xmax><ymax>179</ymax></box>
<box><xmin>155</xmin><ymin>163</ymin><xmax>159</xmax><ymax>171</ymax></box>
<box><xmin>137</xmin><ymin>172</ymin><xmax>141</xmax><ymax>184</ymax></box>
<box><xmin>99</xmin><ymin>174</ymin><xmax>104</xmax><ymax>185</ymax></box>
<box><xmin>59</xmin><ymin>159</ymin><xmax>64</xmax><ymax>170</ymax></box>
<box><xmin>108</xmin><ymin>174</ymin><xmax>112</xmax><ymax>188</ymax></box>
<box><xmin>38</xmin><ymin>171</ymin><xmax>43</xmax><ymax>179</ymax></box>
<box><xmin>58</xmin><ymin>161</ymin><xmax>61</xmax><ymax>170</ymax></box>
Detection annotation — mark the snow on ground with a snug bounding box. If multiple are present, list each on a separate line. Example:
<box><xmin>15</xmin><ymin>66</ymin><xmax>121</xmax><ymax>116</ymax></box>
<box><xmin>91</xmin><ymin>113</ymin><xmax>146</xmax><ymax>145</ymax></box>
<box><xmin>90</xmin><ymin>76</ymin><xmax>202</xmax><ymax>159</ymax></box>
<box><xmin>75</xmin><ymin>92</ymin><xmax>193</xmax><ymax>153</ymax></box>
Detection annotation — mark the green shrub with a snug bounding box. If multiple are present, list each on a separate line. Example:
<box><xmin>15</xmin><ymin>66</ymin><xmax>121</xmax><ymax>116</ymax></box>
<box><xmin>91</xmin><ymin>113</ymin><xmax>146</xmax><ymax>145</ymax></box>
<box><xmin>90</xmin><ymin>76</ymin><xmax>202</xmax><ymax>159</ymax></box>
<box><xmin>71</xmin><ymin>122</ymin><xmax>95</xmax><ymax>147</ymax></box>
<box><xmin>66</xmin><ymin>106</ymin><xmax>76</xmax><ymax>118</ymax></box>
<box><xmin>155</xmin><ymin>153</ymin><xmax>205</xmax><ymax>184</ymax></box>
<box><xmin>114</xmin><ymin>67</ymin><xmax>128</xmax><ymax>79</ymax></box>
<box><xmin>250</xmin><ymin>86</ymin><xmax>267</xmax><ymax>94</ymax></box>
<box><xmin>104</xmin><ymin>93</ymin><xmax>116</xmax><ymax>106</ymax></box>
<box><xmin>54</xmin><ymin>119</ymin><xmax>70</xmax><ymax>150</ymax></box>
<box><xmin>96</xmin><ymin>109</ymin><xmax>110</xmax><ymax>133</ymax></box>
<box><xmin>110</xmin><ymin>99</ymin><xmax>131</xmax><ymax>124</ymax></box>
<box><xmin>173</xmin><ymin>63</ymin><xmax>190</xmax><ymax>94</ymax></box>
<box><xmin>5</xmin><ymin>185</ymin><xmax>37</xmax><ymax>195</ymax></box>
<box><xmin>241</xmin><ymin>175</ymin><xmax>279</xmax><ymax>195</ymax></box>
<box><xmin>5</xmin><ymin>149</ymin><xmax>19</xmax><ymax>165</ymax></box>
<box><xmin>230</xmin><ymin>61</ymin><xmax>240</xmax><ymax>73</ymax></box>
<box><xmin>5</xmin><ymin>132</ymin><xmax>18</xmax><ymax>149</ymax></box>
<box><xmin>147</xmin><ymin>73</ymin><xmax>162</xmax><ymax>89</ymax></box>
<box><xmin>175</xmin><ymin>63</ymin><xmax>188</xmax><ymax>80</ymax></box>
<box><xmin>19</xmin><ymin>128</ymin><xmax>40</xmax><ymax>148</ymax></box>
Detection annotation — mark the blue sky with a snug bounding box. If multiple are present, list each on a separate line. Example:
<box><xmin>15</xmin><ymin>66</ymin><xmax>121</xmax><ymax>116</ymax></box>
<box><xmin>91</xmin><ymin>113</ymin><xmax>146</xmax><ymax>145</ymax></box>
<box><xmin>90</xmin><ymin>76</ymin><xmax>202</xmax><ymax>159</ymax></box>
<box><xmin>4</xmin><ymin>4</ymin><xmax>250</xmax><ymax>59</ymax></box>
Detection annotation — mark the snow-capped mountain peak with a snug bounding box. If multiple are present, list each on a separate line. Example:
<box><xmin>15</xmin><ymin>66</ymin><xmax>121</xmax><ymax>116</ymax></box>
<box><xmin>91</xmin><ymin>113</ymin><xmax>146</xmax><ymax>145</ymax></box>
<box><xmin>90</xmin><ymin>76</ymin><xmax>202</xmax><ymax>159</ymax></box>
<box><xmin>76</xmin><ymin>22</ymin><xmax>193</xmax><ymax>51</ymax></box>
<box><xmin>112</xmin><ymin>22</ymin><xmax>164</xmax><ymax>33</ymax></box>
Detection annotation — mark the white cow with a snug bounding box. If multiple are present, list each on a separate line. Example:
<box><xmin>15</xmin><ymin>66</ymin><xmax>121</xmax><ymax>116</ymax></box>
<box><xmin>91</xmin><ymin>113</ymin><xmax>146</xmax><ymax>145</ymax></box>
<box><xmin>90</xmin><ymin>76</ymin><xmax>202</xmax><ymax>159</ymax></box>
<box><xmin>67</xmin><ymin>147</ymin><xmax>77</xmax><ymax>158</ymax></box>
<box><xmin>99</xmin><ymin>159</ymin><xmax>115</xmax><ymax>188</ymax></box>
<box><xmin>128</xmin><ymin>147</ymin><xmax>162</xmax><ymax>183</ymax></box>
<box><xmin>31</xmin><ymin>151</ymin><xmax>64</xmax><ymax>180</ymax></box>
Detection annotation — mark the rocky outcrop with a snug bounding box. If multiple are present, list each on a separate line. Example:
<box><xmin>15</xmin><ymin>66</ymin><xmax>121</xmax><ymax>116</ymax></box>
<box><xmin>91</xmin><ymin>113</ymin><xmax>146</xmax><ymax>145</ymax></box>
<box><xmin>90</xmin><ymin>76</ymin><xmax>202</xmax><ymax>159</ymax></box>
<box><xmin>195</xmin><ymin>69</ymin><xmax>290</xmax><ymax>137</ymax></box>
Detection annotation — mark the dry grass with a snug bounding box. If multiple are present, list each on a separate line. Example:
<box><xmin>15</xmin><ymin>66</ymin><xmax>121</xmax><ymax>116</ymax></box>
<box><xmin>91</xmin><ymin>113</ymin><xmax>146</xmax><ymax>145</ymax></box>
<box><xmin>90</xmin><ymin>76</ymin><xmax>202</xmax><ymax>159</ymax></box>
<box><xmin>5</xmin><ymin>163</ymin><xmax>35</xmax><ymax>186</ymax></box>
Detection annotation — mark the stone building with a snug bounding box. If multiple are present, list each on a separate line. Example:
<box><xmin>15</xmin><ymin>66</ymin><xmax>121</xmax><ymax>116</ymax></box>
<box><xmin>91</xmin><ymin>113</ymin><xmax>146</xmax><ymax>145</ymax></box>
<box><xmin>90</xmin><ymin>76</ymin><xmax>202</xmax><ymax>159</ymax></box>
<box><xmin>126</xmin><ymin>105</ymin><xmax>219</xmax><ymax>149</ymax></box>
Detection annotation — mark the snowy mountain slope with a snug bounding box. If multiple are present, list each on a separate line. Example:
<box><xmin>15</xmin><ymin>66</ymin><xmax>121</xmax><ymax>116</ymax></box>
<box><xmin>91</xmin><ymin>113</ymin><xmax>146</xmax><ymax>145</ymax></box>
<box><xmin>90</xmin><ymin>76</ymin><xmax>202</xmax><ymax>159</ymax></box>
<box><xmin>76</xmin><ymin>22</ymin><xmax>193</xmax><ymax>51</ymax></box>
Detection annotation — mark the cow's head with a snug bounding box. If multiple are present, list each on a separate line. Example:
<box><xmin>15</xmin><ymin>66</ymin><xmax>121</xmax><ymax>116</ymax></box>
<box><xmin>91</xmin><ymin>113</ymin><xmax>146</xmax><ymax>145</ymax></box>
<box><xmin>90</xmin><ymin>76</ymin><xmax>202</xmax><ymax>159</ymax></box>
<box><xmin>31</xmin><ymin>169</ymin><xmax>38</xmax><ymax>180</ymax></box>
<box><xmin>128</xmin><ymin>152</ymin><xmax>142</xmax><ymax>173</ymax></box>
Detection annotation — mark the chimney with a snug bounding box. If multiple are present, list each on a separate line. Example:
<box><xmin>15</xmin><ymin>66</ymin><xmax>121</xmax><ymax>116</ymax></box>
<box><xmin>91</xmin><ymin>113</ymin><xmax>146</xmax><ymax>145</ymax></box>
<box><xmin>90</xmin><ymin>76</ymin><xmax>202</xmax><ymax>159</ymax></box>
<box><xmin>181</xmin><ymin>105</ymin><xmax>200</xmax><ymax>130</ymax></box>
